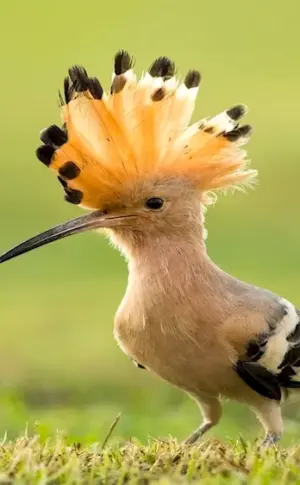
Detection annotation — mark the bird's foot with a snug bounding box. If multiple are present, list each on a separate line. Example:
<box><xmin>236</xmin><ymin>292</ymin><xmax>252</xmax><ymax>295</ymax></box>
<box><xmin>259</xmin><ymin>432</ymin><xmax>281</xmax><ymax>449</ymax></box>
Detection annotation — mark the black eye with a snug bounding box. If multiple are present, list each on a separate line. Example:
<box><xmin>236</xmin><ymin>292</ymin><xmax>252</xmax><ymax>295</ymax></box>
<box><xmin>145</xmin><ymin>197</ymin><xmax>164</xmax><ymax>210</ymax></box>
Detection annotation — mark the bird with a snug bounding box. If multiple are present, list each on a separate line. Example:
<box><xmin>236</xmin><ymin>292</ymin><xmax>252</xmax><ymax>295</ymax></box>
<box><xmin>0</xmin><ymin>50</ymin><xmax>299</xmax><ymax>447</ymax></box>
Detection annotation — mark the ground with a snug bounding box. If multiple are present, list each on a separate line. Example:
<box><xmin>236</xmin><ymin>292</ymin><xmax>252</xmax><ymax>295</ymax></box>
<box><xmin>1</xmin><ymin>434</ymin><xmax>300</xmax><ymax>485</ymax></box>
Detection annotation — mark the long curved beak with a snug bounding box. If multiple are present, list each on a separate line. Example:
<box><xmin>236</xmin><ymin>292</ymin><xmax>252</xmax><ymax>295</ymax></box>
<box><xmin>0</xmin><ymin>211</ymin><xmax>130</xmax><ymax>264</ymax></box>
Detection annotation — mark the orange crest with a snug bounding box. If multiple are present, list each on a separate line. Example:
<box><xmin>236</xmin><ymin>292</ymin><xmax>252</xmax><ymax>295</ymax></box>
<box><xmin>36</xmin><ymin>51</ymin><xmax>257</xmax><ymax>209</ymax></box>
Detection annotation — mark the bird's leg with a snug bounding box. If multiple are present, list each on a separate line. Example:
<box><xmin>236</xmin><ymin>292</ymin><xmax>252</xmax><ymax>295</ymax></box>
<box><xmin>251</xmin><ymin>401</ymin><xmax>283</xmax><ymax>448</ymax></box>
<box><xmin>183</xmin><ymin>422</ymin><xmax>214</xmax><ymax>445</ymax></box>
<box><xmin>183</xmin><ymin>396</ymin><xmax>222</xmax><ymax>445</ymax></box>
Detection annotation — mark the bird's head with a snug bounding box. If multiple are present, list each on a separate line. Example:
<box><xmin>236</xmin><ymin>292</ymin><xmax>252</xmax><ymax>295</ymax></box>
<box><xmin>0</xmin><ymin>51</ymin><xmax>257</xmax><ymax>263</ymax></box>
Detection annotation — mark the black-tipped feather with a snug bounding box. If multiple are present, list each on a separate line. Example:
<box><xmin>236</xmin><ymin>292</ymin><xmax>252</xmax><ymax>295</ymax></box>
<box><xmin>68</xmin><ymin>65</ymin><xmax>89</xmax><ymax>92</ymax></box>
<box><xmin>59</xmin><ymin>162</ymin><xmax>81</xmax><ymax>180</ymax></box>
<box><xmin>87</xmin><ymin>77</ymin><xmax>103</xmax><ymax>99</ymax></box>
<box><xmin>64</xmin><ymin>188</ymin><xmax>83</xmax><ymax>205</ymax></box>
<box><xmin>40</xmin><ymin>125</ymin><xmax>67</xmax><ymax>147</ymax></box>
<box><xmin>114</xmin><ymin>50</ymin><xmax>133</xmax><ymax>75</ymax></box>
<box><xmin>36</xmin><ymin>145</ymin><xmax>55</xmax><ymax>166</ymax></box>
<box><xmin>184</xmin><ymin>70</ymin><xmax>201</xmax><ymax>89</ymax></box>
<box><xmin>226</xmin><ymin>105</ymin><xmax>247</xmax><ymax>121</ymax></box>
<box><xmin>149</xmin><ymin>56</ymin><xmax>175</xmax><ymax>79</ymax></box>
<box><xmin>225</xmin><ymin>125</ymin><xmax>252</xmax><ymax>142</ymax></box>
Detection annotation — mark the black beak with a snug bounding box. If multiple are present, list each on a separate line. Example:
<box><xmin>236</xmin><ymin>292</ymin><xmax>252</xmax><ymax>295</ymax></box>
<box><xmin>0</xmin><ymin>210</ymin><xmax>128</xmax><ymax>264</ymax></box>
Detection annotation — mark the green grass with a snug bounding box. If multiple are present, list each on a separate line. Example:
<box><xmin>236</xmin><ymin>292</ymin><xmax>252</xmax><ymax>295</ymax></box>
<box><xmin>0</xmin><ymin>0</ymin><xmax>300</xmax><ymax>464</ymax></box>
<box><xmin>1</xmin><ymin>433</ymin><xmax>300</xmax><ymax>484</ymax></box>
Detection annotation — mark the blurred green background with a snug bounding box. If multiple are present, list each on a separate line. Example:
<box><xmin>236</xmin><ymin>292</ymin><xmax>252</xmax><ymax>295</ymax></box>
<box><xmin>0</xmin><ymin>0</ymin><xmax>299</xmax><ymax>445</ymax></box>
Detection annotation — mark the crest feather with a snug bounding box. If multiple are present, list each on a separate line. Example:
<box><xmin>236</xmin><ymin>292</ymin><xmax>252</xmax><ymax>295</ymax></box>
<box><xmin>36</xmin><ymin>51</ymin><xmax>257</xmax><ymax>208</ymax></box>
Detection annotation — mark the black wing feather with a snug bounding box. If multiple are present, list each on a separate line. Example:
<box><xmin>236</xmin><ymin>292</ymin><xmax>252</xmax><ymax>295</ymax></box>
<box><xmin>234</xmin><ymin>361</ymin><xmax>282</xmax><ymax>401</ymax></box>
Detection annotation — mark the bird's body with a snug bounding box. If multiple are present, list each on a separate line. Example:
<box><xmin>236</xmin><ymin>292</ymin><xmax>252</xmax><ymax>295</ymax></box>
<box><xmin>114</xmin><ymin>234</ymin><xmax>239</xmax><ymax>396</ymax></box>
<box><xmin>1</xmin><ymin>51</ymin><xmax>299</xmax><ymax>445</ymax></box>
<box><xmin>112</xmin><ymin>216</ymin><xmax>299</xmax><ymax>443</ymax></box>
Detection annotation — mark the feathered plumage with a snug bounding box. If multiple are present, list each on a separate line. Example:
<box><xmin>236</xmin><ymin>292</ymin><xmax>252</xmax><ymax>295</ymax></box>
<box><xmin>236</xmin><ymin>299</ymin><xmax>300</xmax><ymax>400</ymax></box>
<box><xmin>37</xmin><ymin>50</ymin><xmax>256</xmax><ymax>209</ymax></box>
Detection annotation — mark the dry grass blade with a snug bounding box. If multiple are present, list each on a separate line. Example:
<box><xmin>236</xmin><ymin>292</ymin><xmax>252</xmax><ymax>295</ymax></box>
<box><xmin>101</xmin><ymin>412</ymin><xmax>122</xmax><ymax>449</ymax></box>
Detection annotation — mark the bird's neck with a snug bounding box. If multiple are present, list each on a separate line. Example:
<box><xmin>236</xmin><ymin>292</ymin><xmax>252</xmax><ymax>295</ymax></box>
<box><xmin>109</xmin><ymin>222</ymin><xmax>222</xmax><ymax>299</ymax></box>
<box><xmin>110</xmin><ymin>223</ymin><xmax>234</xmax><ymax>340</ymax></box>
<box><xmin>129</xmin><ymin>231</ymin><xmax>207</xmax><ymax>278</ymax></box>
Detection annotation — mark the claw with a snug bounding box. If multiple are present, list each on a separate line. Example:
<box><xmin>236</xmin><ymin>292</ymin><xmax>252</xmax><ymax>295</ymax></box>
<box><xmin>259</xmin><ymin>432</ymin><xmax>281</xmax><ymax>449</ymax></box>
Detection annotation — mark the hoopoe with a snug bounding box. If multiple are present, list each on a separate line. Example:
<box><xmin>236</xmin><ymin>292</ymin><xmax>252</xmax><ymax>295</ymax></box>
<box><xmin>1</xmin><ymin>51</ymin><xmax>298</xmax><ymax>446</ymax></box>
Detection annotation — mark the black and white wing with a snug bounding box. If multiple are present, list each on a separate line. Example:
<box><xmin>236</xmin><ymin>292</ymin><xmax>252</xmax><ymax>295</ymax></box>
<box><xmin>235</xmin><ymin>298</ymin><xmax>300</xmax><ymax>401</ymax></box>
